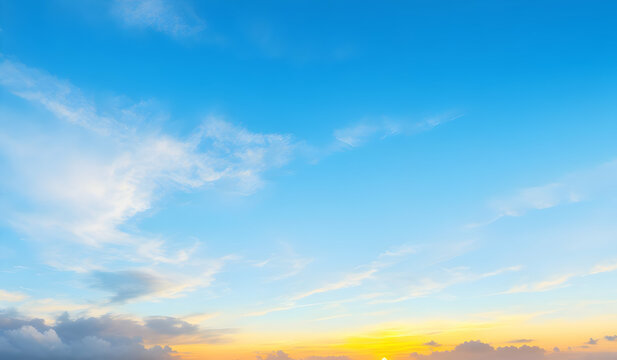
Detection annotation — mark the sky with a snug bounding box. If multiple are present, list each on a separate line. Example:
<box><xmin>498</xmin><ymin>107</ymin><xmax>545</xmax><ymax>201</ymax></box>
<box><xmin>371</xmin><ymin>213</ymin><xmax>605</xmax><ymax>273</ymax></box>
<box><xmin>1</xmin><ymin>0</ymin><xmax>617</xmax><ymax>359</ymax></box>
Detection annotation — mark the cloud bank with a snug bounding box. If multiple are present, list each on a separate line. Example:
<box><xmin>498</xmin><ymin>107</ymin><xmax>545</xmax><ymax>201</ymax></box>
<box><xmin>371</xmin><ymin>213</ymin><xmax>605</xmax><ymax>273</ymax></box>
<box><xmin>0</xmin><ymin>310</ymin><xmax>234</xmax><ymax>359</ymax></box>
<box><xmin>0</xmin><ymin>312</ymin><xmax>173</xmax><ymax>360</ymax></box>
<box><xmin>411</xmin><ymin>340</ymin><xmax>617</xmax><ymax>360</ymax></box>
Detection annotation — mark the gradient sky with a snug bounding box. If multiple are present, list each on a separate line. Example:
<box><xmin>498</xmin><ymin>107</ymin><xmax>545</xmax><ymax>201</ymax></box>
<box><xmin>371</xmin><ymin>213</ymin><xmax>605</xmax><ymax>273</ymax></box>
<box><xmin>1</xmin><ymin>1</ymin><xmax>617</xmax><ymax>360</ymax></box>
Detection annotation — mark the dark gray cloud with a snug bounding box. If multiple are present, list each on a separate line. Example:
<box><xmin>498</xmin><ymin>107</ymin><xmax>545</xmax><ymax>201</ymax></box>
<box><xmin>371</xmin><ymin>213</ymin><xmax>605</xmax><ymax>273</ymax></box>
<box><xmin>605</xmin><ymin>335</ymin><xmax>617</xmax><ymax>342</ymax></box>
<box><xmin>91</xmin><ymin>270</ymin><xmax>169</xmax><ymax>303</ymax></box>
<box><xmin>585</xmin><ymin>338</ymin><xmax>598</xmax><ymax>345</ymax></box>
<box><xmin>0</xmin><ymin>310</ymin><xmax>233</xmax><ymax>359</ymax></box>
<box><xmin>0</xmin><ymin>314</ymin><xmax>174</xmax><ymax>360</ymax></box>
<box><xmin>411</xmin><ymin>340</ymin><xmax>545</xmax><ymax>360</ymax></box>
<box><xmin>424</xmin><ymin>341</ymin><xmax>441</xmax><ymax>347</ymax></box>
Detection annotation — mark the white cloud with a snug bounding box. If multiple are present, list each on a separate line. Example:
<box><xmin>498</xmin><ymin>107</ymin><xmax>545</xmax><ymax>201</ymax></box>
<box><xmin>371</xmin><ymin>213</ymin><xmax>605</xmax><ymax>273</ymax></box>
<box><xmin>503</xmin><ymin>275</ymin><xmax>573</xmax><ymax>294</ymax></box>
<box><xmin>589</xmin><ymin>261</ymin><xmax>617</xmax><ymax>275</ymax></box>
<box><xmin>0</xmin><ymin>59</ymin><xmax>293</xmax><ymax>256</ymax></box>
<box><xmin>0</xmin><ymin>290</ymin><xmax>27</xmax><ymax>302</ymax></box>
<box><xmin>372</xmin><ymin>265</ymin><xmax>522</xmax><ymax>304</ymax></box>
<box><xmin>290</xmin><ymin>243</ymin><xmax>420</xmax><ymax>302</ymax></box>
<box><xmin>501</xmin><ymin>258</ymin><xmax>617</xmax><ymax>296</ymax></box>
<box><xmin>334</xmin><ymin>121</ymin><xmax>400</xmax><ymax>147</ymax></box>
<box><xmin>490</xmin><ymin>183</ymin><xmax>582</xmax><ymax>218</ymax></box>
<box><xmin>112</xmin><ymin>0</ymin><xmax>205</xmax><ymax>38</ymax></box>
<box><xmin>291</xmin><ymin>269</ymin><xmax>378</xmax><ymax>301</ymax></box>
<box><xmin>253</xmin><ymin>243</ymin><xmax>313</xmax><ymax>282</ymax></box>
<box><xmin>472</xmin><ymin>159</ymin><xmax>617</xmax><ymax>227</ymax></box>
<box><xmin>0</xmin><ymin>59</ymin><xmax>292</xmax><ymax>303</ymax></box>
<box><xmin>333</xmin><ymin>113</ymin><xmax>461</xmax><ymax>148</ymax></box>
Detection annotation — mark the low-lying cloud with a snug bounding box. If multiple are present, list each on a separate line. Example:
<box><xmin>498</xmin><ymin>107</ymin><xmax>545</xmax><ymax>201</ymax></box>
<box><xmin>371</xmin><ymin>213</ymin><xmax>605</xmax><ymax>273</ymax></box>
<box><xmin>0</xmin><ymin>312</ymin><xmax>173</xmax><ymax>360</ymax></box>
<box><xmin>410</xmin><ymin>340</ymin><xmax>617</xmax><ymax>360</ymax></box>
<box><xmin>411</xmin><ymin>340</ymin><xmax>545</xmax><ymax>360</ymax></box>
<box><xmin>0</xmin><ymin>310</ymin><xmax>233</xmax><ymax>359</ymax></box>
<box><xmin>258</xmin><ymin>350</ymin><xmax>351</xmax><ymax>360</ymax></box>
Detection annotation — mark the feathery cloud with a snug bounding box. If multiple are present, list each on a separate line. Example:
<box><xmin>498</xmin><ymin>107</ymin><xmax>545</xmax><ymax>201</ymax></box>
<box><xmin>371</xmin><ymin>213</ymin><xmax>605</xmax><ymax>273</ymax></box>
<box><xmin>471</xmin><ymin>160</ymin><xmax>617</xmax><ymax>227</ymax></box>
<box><xmin>112</xmin><ymin>0</ymin><xmax>205</xmax><ymax>38</ymax></box>
<box><xmin>333</xmin><ymin>113</ymin><xmax>461</xmax><ymax>148</ymax></box>
<box><xmin>0</xmin><ymin>59</ymin><xmax>293</xmax><ymax>271</ymax></box>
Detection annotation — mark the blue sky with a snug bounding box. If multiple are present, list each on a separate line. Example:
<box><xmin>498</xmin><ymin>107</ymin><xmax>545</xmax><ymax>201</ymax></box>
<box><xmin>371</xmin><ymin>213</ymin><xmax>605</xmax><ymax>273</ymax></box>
<box><xmin>1</xmin><ymin>1</ymin><xmax>617</xmax><ymax>359</ymax></box>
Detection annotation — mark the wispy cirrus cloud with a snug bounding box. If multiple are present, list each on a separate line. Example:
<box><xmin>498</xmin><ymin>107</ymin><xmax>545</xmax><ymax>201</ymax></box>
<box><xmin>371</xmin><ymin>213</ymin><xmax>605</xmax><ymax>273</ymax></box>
<box><xmin>333</xmin><ymin>112</ymin><xmax>462</xmax><ymax>148</ymax></box>
<box><xmin>291</xmin><ymin>244</ymin><xmax>418</xmax><ymax>302</ymax></box>
<box><xmin>470</xmin><ymin>160</ymin><xmax>617</xmax><ymax>228</ymax></box>
<box><xmin>502</xmin><ymin>274</ymin><xmax>574</xmax><ymax>294</ymax></box>
<box><xmin>0</xmin><ymin>57</ymin><xmax>460</xmax><ymax>308</ymax></box>
<box><xmin>0</xmin><ymin>58</ymin><xmax>293</xmax><ymax>267</ymax></box>
<box><xmin>291</xmin><ymin>269</ymin><xmax>377</xmax><ymax>301</ymax></box>
<box><xmin>112</xmin><ymin>0</ymin><xmax>205</xmax><ymax>38</ymax></box>
<box><xmin>251</xmin><ymin>243</ymin><xmax>313</xmax><ymax>282</ymax></box>
<box><xmin>371</xmin><ymin>265</ymin><xmax>522</xmax><ymax>304</ymax></box>
<box><xmin>500</xmin><ymin>258</ymin><xmax>617</xmax><ymax>295</ymax></box>
<box><xmin>0</xmin><ymin>58</ymin><xmax>293</xmax><ymax>304</ymax></box>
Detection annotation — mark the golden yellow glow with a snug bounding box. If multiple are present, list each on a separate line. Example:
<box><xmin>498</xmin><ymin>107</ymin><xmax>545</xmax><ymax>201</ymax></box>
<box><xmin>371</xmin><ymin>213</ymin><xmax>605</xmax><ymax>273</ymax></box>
<box><xmin>159</xmin><ymin>312</ymin><xmax>617</xmax><ymax>360</ymax></box>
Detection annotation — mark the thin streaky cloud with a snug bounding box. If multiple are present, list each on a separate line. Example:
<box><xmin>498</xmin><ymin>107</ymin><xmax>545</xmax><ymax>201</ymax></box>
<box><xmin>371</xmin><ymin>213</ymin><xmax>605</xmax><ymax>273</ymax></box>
<box><xmin>589</xmin><ymin>261</ymin><xmax>617</xmax><ymax>275</ymax></box>
<box><xmin>333</xmin><ymin>112</ymin><xmax>462</xmax><ymax>148</ymax></box>
<box><xmin>112</xmin><ymin>0</ymin><xmax>205</xmax><ymax>38</ymax></box>
<box><xmin>500</xmin><ymin>259</ymin><xmax>617</xmax><ymax>296</ymax></box>
<box><xmin>502</xmin><ymin>275</ymin><xmax>574</xmax><ymax>295</ymax></box>
<box><xmin>371</xmin><ymin>265</ymin><xmax>522</xmax><ymax>304</ymax></box>
<box><xmin>289</xmin><ymin>243</ymin><xmax>418</xmax><ymax>302</ymax></box>
<box><xmin>470</xmin><ymin>159</ymin><xmax>617</xmax><ymax>228</ymax></box>
<box><xmin>291</xmin><ymin>269</ymin><xmax>378</xmax><ymax>301</ymax></box>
